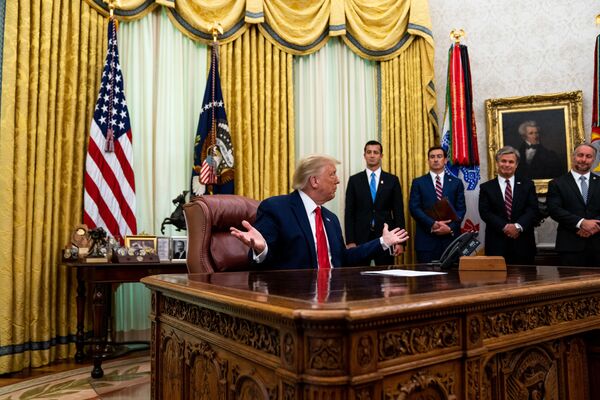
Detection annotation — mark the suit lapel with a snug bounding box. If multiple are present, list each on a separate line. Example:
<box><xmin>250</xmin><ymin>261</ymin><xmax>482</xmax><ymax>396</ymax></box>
<box><xmin>290</xmin><ymin>191</ymin><xmax>318</xmax><ymax>264</ymax></box>
<box><xmin>322</xmin><ymin>208</ymin><xmax>340</xmax><ymax>266</ymax></box>
<box><xmin>443</xmin><ymin>174</ymin><xmax>455</xmax><ymax>198</ymax></box>
<box><xmin>566</xmin><ymin>174</ymin><xmax>586</xmax><ymax>205</ymax></box>
<box><xmin>589</xmin><ymin>173</ymin><xmax>600</xmax><ymax>204</ymax></box>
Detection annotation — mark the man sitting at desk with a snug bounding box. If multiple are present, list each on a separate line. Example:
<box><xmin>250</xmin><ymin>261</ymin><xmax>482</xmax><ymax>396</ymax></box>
<box><xmin>230</xmin><ymin>154</ymin><xmax>409</xmax><ymax>269</ymax></box>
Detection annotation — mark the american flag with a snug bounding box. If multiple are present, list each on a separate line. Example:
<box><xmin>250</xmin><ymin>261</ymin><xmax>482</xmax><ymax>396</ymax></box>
<box><xmin>84</xmin><ymin>19</ymin><xmax>137</xmax><ymax>240</ymax></box>
<box><xmin>191</xmin><ymin>43</ymin><xmax>234</xmax><ymax>196</ymax></box>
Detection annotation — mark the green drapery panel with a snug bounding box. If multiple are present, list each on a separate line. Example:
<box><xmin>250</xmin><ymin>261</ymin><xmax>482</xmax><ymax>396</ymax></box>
<box><xmin>0</xmin><ymin>1</ymin><xmax>106</xmax><ymax>373</ymax></box>
<box><xmin>83</xmin><ymin>0</ymin><xmax>433</xmax><ymax>61</ymax></box>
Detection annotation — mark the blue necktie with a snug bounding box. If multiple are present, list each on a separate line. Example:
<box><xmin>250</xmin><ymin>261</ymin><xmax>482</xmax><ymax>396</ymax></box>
<box><xmin>370</xmin><ymin>172</ymin><xmax>377</xmax><ymax>202</ymax></box>
<box><xmin>580</xmin><ymin>176</ymin><xmax>588</xmax><ymax>204</ymax></box>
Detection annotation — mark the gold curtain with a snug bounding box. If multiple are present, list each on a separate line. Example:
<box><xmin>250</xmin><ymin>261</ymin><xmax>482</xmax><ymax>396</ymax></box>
<box><xmin>219</xmin><ymin>25</ymin><xmax>295</xmax><ymax>199</ymax></box>
<box><xmin>0</xmin><ymin>1</ymin><xmax>106</xmax><ymax>373</ymax></box>
<box><xmin>83</xmin><ymin>0</ymin><xmax>433</xmax><ymax>61</ymax></box>
<box><xmin>380</xmin><ymin>37</ymin><xmax>438</xmax><ymax>263</ymax></box>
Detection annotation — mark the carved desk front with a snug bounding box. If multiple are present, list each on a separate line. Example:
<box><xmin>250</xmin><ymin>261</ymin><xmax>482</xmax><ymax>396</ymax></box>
<box><xmin>142</xmin><ymin>265</ymin><xmax>600</xmax><ymax>400</ymax></box>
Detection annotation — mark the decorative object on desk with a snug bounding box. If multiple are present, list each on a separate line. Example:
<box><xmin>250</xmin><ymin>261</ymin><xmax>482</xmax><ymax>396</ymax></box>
<box><xmin>459</xmin><ymin>255</ymin><xmax>506</xmax><ymax>271</ymax></box>
<box><xmin>160</xmin><ymin>190</ymin><xmax>188</xmax><ymax>234</ymax></box>
<box><xmin>113</xmin><ymin>235</ymin><xmax>160</xmax><ymax>263</ymax></box>
<box><xmin>157</xmin><ymin>236</ymin><xmax>171</xmax><ymax>262</ymax></box>
<box><xmin>425</xmin><ymin>197</ymin><xmax>459</xmax><ymax>221</ymax></box>
<box><xmin>85</xmin><ymin>227</ymin><xmax>109</xmax><ymax>263</ymax></box>
<box><xmin>70</xmin><ymin>224</ymin><xmax>91</xmax><ymax>258</ymax></box>
<box><xmin>171</xmin><ymin>236</ymin><xmax>187</xmax><ymax>262</ymax></box>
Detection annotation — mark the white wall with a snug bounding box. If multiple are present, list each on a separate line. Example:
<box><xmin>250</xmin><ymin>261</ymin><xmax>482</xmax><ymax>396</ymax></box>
<box><xmin>429</xmin><ymin>0</ymin><xmax>599</xmax><ymax>247</ymax></box>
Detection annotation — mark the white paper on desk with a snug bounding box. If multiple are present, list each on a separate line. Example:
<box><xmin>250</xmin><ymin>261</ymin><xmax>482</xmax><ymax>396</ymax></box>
<box><xmin>361</xmin><ymin>269</ymin><xmax>447</xmax><ymax>277</ymax></box>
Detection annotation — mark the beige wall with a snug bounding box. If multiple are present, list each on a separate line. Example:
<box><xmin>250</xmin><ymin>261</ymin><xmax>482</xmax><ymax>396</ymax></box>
<box><xmin>429</xmin><ymin>0</ymin><xmax>599</xmax><ymax>247</ymax></box>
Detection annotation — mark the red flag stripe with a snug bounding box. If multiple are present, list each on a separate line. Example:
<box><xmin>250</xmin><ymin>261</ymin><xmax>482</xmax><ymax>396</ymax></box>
<box><xmin>84</xmin><ymin>173</ymin><xmax>121</xmax><ymax>236</ymax></box>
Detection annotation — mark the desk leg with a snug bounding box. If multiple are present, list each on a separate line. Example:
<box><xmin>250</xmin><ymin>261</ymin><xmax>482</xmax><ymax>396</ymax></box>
<box><xmin>91</xmin><ymin>283</ymin><xmax>108</xmax><ymax>379</ymax></box>
<box><xmin>75</xmin><ymin>272</ymin><xmax>86</xmax><ymax>363</ymax></box>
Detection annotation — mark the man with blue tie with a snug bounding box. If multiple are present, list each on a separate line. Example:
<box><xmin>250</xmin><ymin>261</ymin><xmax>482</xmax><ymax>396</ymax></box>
<box><xmin>230</xmin><ymin>154</ymin><xmax>409</xmax><ymax>269</ymax></box>
<box><xmin>409</xmin><ymin>146</ymin><xmax>466</xmax><ymax>263</ymax></box>
<box><xmin>344</xmin><ymin>140</ymin><xmax>405</xmax><ymax>265</ymax></box>
<box><xmin>479</xmin><ymin>146</ymin><xmax>539</xmax><ymax>264</ymax></box>
<box><xmin>547</xmin><ymin>143</ymin><xmax>600</xmax><ymax>266</ymax></box>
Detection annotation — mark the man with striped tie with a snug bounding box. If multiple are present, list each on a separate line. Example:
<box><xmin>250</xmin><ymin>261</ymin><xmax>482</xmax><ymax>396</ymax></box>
<box><xmin>547</xmin><ymin>143</ymin><xmax>600</xmax><ymax>266</ymax></box>
<box><xmin>409</xmin><ymin>146</ymin><xmax>466</xmax><ymax>263</ymax></box>
<box><xmin>479</xmin><ymin>146</ymin><xmax>540</xmax><ymax>265</ymax></box>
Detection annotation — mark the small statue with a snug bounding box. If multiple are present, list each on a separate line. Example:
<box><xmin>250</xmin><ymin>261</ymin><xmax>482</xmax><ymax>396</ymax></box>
<box><xmin>88</xmin><ymin>227</ymin><xmax>108</xmax><ymax>258</ymax></box>
<box><xmin>161</xmin><ymin>191</ymin><xmax>188</xmax><ymax>234</ymax></box>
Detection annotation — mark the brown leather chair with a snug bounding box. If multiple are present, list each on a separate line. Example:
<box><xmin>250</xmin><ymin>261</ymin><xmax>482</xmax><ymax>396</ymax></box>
<box><xmin>183</xmin><ymin>194</ymin><xmax>260</xmax><ymax>273</ymax></box>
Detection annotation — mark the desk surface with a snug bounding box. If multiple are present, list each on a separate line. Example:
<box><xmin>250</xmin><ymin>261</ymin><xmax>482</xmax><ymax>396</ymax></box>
<box><xmin>142</xmin><ymin>264</ymin><xmax>600</xmax><ymax>319</ymax></box>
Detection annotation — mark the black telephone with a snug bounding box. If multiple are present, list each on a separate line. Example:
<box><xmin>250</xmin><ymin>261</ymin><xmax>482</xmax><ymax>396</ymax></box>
<box><xmin>432</xmin><ymin>231</ymin><xmax>480</xmax><ymax>270</ymax></box>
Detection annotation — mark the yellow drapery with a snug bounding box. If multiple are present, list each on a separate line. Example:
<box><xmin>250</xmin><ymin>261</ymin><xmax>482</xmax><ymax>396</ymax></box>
<box><xmin>381</xmin><ymin>37</ymin><xmax>438</xmax><ymax>263</ymax></box>
<box><xmin>218</xmin><ymin>25</ymin><xmax>295</xmax><ymax>199</ymax></box>
<box><xmin>83</xmin><ymin>0</ymin><xmax>434</xmax><ymax>61</ymax></box>
<box><xmin>0</xmin><ymin>1</ymin><xmax>106</xmax><ymax>372</ymax></box>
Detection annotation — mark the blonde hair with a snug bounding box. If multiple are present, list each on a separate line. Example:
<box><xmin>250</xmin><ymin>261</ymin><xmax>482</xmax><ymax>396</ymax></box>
<box><xmin>292</xmin><ymin>154</ymin><xmax>340</xmax><ymax>190</ymax></box>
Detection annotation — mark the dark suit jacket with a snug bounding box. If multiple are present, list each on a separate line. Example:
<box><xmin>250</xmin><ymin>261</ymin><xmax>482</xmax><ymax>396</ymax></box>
<box><xmin>408</xmin><ymin>173</ymin><xmax>466</xmax><ymax>252</ymax></box>
<box><xmin>478</xmin><ymin>177</ymin><xmax>539</xmax><ymax>263</ymax></box>
<box><xmin>344</xmin><ymin>170</ymin><xmax>405</xmax><ymax>244</ymax></box>
<box><xmin>252</xmin><ymin>191</ymin><xmax>384</xmax><ymax>269</ymax></box>
<box><xmin>547</xmin><ymin>172</ymin><xmax>600</xmax><ymax>252</ymax></box>
<box><xmin>516</xmin><ymin>143</ymin><xmax>563</xmax><ymax>180</ymax></box>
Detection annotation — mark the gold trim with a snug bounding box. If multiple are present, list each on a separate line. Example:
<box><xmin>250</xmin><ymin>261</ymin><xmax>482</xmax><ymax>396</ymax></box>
<box><xmin>484</xmin><ymin>90</ymin><xmax>584</xmax><ymax>194</ymax></box>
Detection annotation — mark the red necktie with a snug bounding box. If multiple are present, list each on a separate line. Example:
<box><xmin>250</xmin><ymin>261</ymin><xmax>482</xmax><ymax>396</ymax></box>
<box><xmin>314</xmin><ymin>206</ymin><xmax>331</xmax><ymax>269</ymax></box>
<box><xmin>504</xmin><ymin>179</ymin><xmax>513</xmax><ymax>221</ymax></box>
<box><xmin>317</xmin><ymin>269</ymin><xmax>331</xmax><ymax>302</ymax></box>
<box><xmin>435</xmin><ymin>175</ymin><xmax>443</xmax><ymax>200</ymax></box>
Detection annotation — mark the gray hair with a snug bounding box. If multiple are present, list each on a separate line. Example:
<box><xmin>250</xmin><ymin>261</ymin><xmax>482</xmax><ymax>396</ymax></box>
<box><xmin>573</xmin><ymin>143</ymin><xmax>598</xmax><ymax>158</ymax></box>
<box><xmin>518</xmin><ymin>120</ymin><xmax>539</xmax><ymax>138</ymax></box>
<box><xmin>292</xmin><ymin>154</ymin><xmax>340</xmax><ymax>190</ymax></box>
<box><xmin>495</xmin><ymin>145</ymin><xmax>520</xmax><ymax>163</ymax></box>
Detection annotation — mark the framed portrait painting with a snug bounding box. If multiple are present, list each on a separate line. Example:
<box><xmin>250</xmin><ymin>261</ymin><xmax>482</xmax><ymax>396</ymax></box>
<box><xmin>485</xmin><ymin>90</ymin><xmax>584</xmax><ymax>194</ymax></box>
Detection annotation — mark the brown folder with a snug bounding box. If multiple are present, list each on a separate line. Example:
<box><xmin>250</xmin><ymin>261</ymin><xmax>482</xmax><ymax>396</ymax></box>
<box><xmin>425</xmin><ymin>197</ymin><xmax>458</xmax><ymax>222</ymax></box>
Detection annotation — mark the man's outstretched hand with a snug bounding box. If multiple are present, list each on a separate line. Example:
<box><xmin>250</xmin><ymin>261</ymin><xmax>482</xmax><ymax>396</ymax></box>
<box><xmin>381</xmin><ymin>223</ymin><xmax>409</xmax><ymax>248</ymax></box>
<box><xmin>230</xmin><ymin>220</ymin><xmax>267</xmax><ymax>253</ymax></box>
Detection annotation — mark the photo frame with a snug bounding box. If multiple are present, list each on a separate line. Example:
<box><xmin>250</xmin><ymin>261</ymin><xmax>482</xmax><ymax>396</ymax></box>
<box><xmin>124</xmin><ymin>235</ymin><xmax>157</xmax><ymax>251</ymax></box>
<box><xmin>485</xmin><ymin>90</ymin><xmax>584</xmax><ymax>194</ymax></box>
<box><xmin>156</xmin><ymin>236</ymin><xmax>171</xmax><ymax>262</ymax></box>
<box><xmin>171</xmin><ymin>236</ymin><xmax>188</xmax><ymax>262</ymax></box>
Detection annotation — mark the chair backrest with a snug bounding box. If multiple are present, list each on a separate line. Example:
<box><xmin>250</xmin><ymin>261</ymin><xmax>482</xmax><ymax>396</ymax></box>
<box><xmin>183</xmin><ymin>194</ymin><xmax>260</xmax><ymax>273</ymax></box>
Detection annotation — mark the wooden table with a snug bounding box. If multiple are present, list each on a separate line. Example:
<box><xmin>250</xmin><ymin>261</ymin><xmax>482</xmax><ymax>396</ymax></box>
<box><xmin>142</xmin><ymin>265</ymin><xmax>600</xmax><ymax>399</ymax></box>
<box><xmin>68</xmin><ymin>261</ymin><xmax>187</xmax><ymax>378</ymax></box>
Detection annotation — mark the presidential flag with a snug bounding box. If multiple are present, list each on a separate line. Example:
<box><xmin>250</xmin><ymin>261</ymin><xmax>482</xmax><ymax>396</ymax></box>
<box><xmin>84</xmin><ymin>19</ymin><xmax>137</xmax><ymax>240</ymax></box>
<box><xmin>441</xmin><ymin>42</ymin><xmax>482</xmax><ymax>237</ymax></box>
<box><xmin>191</xmin><ymin>44</ymin><xmax>234</xmax><ymax>195</ymax></box>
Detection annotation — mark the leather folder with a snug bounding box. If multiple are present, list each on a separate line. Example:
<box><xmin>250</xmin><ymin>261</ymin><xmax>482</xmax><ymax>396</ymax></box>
<box><xmin>425</xmin><ymin>197</ymin><xmax>458</xmax><ymax>221</ymax></box>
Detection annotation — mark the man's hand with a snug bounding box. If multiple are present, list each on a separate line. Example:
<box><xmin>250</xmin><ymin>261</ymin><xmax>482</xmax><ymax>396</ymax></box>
<box><xmin>580</xmin><ymin>219</ymin><xmax>600</xmax><ymax>236</ymax></box>
<box><xmin>392</xmin><ymin>244</ymin><xmax>405</xmax><ymax>256</ymax></box>
<box><xmin>577</xmin><ymin>228</ymin><xmax>593</xmax><ymax>238</ymax></box>
<box><xmin>346</xmin><ymin>242</ymin><xmax>357</xmax><ymax>249</ymax></box>
<box><xmin>381</xmin><ymin>223</ymin><xmax>409</xmax><ymax>247</ymax></box>
<box><xmin>431</xmin><ymin>220</ymin><xmax>452</xmax><ymax>235</ymax></box>
<box><xmin>503</xmin><ymin>224</ymin><xmax>520</xmax><ymax>239</ymax></box>
<box><xmin>230</xmin><ymin>220</ymin><xmax>267</xmax><ymax>253</ymax></box>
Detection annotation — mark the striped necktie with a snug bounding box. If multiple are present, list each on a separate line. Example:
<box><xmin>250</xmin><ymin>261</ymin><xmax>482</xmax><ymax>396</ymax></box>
<box><xmin>435</xmin><ymin>175</ymin><xmax>443</xmax><ymax>200</ymax></box>
<box><xmin>505</xmin><ymin>179</ymin><xmax>513</xmax><ymax>221</ymax></box>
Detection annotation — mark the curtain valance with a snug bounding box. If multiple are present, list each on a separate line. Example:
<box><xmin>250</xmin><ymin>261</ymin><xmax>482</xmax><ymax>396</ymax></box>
<box><xmin>84</xmin><ymin>0</ymin><xmax>432</xmax><ymax>60</ymax></box>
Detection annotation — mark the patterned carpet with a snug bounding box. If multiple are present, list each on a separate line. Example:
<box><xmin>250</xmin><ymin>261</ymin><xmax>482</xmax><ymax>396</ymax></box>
<box><xmin>0</xmin><ymin>357</ymin><xmax>150</xmax><ymax>400</ymax></box>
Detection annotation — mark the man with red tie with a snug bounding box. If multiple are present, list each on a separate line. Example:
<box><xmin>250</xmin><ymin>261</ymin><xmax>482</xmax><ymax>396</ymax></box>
<box><xmin>230</xmin><ymin>155</ymin><xmax>408</xmax><ymax>270</ymax></box>
<box><xmin>479</xmin><ymin>146</ymin><xmax>540</xmax><ymax>264</ymax></box>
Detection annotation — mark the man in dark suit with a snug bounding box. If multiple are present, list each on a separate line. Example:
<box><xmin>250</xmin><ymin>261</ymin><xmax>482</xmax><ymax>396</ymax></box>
<box><xmin>479</xmin><ymin>146</ymin><xmax>540</xmax><ymax>264</ymax></box>
<box><xmin>344</xmin><ymin>140</ymin><xmax>405</xmax><ymax>265</ymax></box>
<box><xmin>409</xmin><ymin>146</ymin><xmax>466</xmax><ymax>263</ymax></box>
<box><xmin>547</xmin><ymin>143</ymin><xmax>600</xmax><ymax>266</ymax></box>
<box><xmin>230</xmin><ymin>155</ymin><xmax>409</xmax><ymax>269</ymax></box>
<box><xmin>515</xmin><ymin>120</ymin><xmax>563</xmax><ymax>180</ymax></box>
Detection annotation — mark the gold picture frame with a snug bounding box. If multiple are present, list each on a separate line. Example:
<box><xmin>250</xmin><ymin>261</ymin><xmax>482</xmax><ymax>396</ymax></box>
<box><xmin>485</xmin><ymin>90</ymin><xmax>584</xmax><ymax>194</ymax></box>
<box><xmin>124</xmin><ymin>235</ymin><xmax>157</xmax><ymax>251</ymax></box>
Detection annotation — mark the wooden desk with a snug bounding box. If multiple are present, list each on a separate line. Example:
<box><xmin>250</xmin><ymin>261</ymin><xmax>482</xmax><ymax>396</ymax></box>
<box><xmin>68</xmin><ymin>261</ymin><xmax>187</xmax><ymax>378</ymax></box>
<box><xmin>142</xmin><ymin>266</ymin><xmax>600</xmax><ymax>399</ymax></box>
